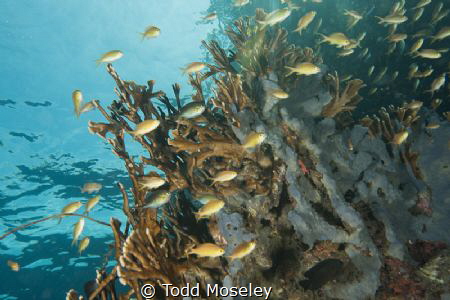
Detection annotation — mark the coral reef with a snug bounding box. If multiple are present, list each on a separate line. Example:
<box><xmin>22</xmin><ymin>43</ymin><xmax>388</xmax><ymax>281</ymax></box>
<box><xmin>64</xmin><ymin>16</ymin><xmax>449</xmax><ymax>300</ymax></box>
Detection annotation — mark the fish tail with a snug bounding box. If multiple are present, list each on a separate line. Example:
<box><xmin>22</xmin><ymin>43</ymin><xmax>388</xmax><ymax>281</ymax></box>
<box><xmin>71</xmin><ymin>239</ymin><xmax>78</xmax><ymax>246</ymax></box>
<box><xmin>95</xmin><ymin>59</ymin><xmax>102</xmax><ymax>67</ymax></box>
<box><xmin>374</xmin><ymin>16</ymin><xmax>384</xmax><ymax>24</ymax></box>
<box><xmin>284</xmin><ymin>67</ymin><xmax>294</xmax><ymax>77</ymax></box>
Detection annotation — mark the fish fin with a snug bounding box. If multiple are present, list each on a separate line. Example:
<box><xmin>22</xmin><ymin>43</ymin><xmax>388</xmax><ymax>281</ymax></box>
<box><xmin>374</xmin><ymin>16</ymin><xmax>384</xmax><ymax>24</ymax></box>
<box><xmin>284</xmin><ymin>67</ymin><xmax>294</xmax><ymax>77</ymax></box>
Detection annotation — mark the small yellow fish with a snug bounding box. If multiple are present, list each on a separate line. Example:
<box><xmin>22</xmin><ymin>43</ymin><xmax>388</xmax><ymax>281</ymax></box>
<box><xmin>131</xmin><ymin>120</ymin><xmax>160</xmax><ymax>136</ymax></box>
<box><xmin>344</xmin><ymin>10</ymin><xmax>363</xmax><ymax>30</ymax></box>
<box><xmin>138</xmin><ymin>176</ymin><xmax>165</xmax><ymax>190</ymax></box>
<box><xmin>62</xmin><ymin>201</ymin><xmax>83</xmax><ymax>214</ymax></box>
<box><xmin>387</xmin><ymin>33</ymin><xmax>407</xmax><ymax>42</ymax></box>
<box><xmin>78</xmin><ymin>237</ymin><xmax>90</xmax><ymax>254</ymax></box>
<box><xmin>228</xmin><ymin>240</ymin><xmax>256</xmax><ymax>261</ymax></box>
<box><xmin>392</xmin><ymin>130</ymin><xmax>409</xmax><ymax>145</ymax></box>
<box><xmin>285</xmin><ymin>62</ymin><xmax>321</xmax><ymax>76</ymax></box>
<box><xmin>338</xmin><ymin>49</ymin><xmax>354</xmax><ymax>57</ymax></box>
<box><xmin>144</xmin><ymin>190</ymin><xmax>171</xmax><ymax>208</ymax></box>
<box><xmin>81</xmin><ymin>182</ymin><xmax>102</xmax><ymax>194</ymax></box>
<box><xmin>412</xmin><ymin>8</ymin><xmax>424</xmax><ymax>22</ymax></box>
<box><xmin>195</xmin><ymin>199</ymin><xmax>225</xmax><ymax>220</ymax></box>
<box><xmin>270</xmin><ymin>89</ymin><xmax>289</xmax><ymax>99</ymax></box>
<box><xmin>368</xmin><ymin>87</ymin><xmax>378</xmax><ymax>95</ymax></box>
<box><xmin>140</xmin><ymin>26</ymin><xmax>160</xmax><ymax>40</ymax></box>
<box><xmin>413</xmin><ymin>0</ymin><xmax>431</xmax><ymax>9</ymax></box>
<box><xmin>318</xmin><ymin>32</ymin><xmax>351</xmax><ymax>47</ymax></box>
<box><xmin>233</xmin><ymin>0</ymin><xmax>249</xmax><ymax>7</ymax></box>
<box><xmin>72</xmin><ymin>218</ymin><xmax>85</xmax><ymax>246</ymax></box>
<box><xmin>431</xmin><ymin>27</ymin><xmax>450</xmax><ymax>43</ymax></box>
<box><xmin>375</xmin><ymin>15</ymin><xmax>408</xmax><ymax>25</ymax></box>
<box><xmin>242</xmin><ymin>132</ymin><xmax>266</xmax><ymax>149</ymax></box>
<box><xmin>85</xmin><ymin>196</ymin><xmax>100</xmax><ymax>214</ymax></box>
<box><xmin>431</xmin><ymin>99</ymin><xmax>442</xmax><ymax>110</ymax></box>
<box><xmin>211</xmin><ymin>170</ymin><xmax>238</xmax><ymax>184</ymax></box>
<box><xmin>203</xmin><ymin>12</ymin><xmax>217</xmax><ymax>21</ymax></box>
<box><xmin>414</xmin><ymin>49</ymin><xmax>442</xmax><ymax>59</ymax></box>
<box><xmin>179</xmin><ymin>102</ymin><xmax>205</xmax><ymax>119</ymax></box>
<box><xmin>196</xmin><ymin>194</ymin><xmax>219</xmax><ymax>205</ymax></box>
<box><xmin>257</xmin><ymin>8</ymin><xmax>291</xmax><ymax>27</ymax></box>
<box><xmin>181</xmin><ymin>62</ymin><xmax>206</xmax><ymax>74</ymax></box>
<box><xmin>72</xmin><ymin>90</ymin><xmax>83</xmax><ymax>117</ymax></box>
<box><xmin>407</xmin><ymin>100</ymin><xmax>423</xmax><ymax>110</ymax></box>
<box><xmin>409</xmin><ymin>38</ymin><xmax>424</xmax><ymax>54</ymax></box>
<box><xmin>187</xmin><ymin>243</ymin><xmax>225</xmax><ymax>257</ymax></box>
<box><xmin>426</xmin><ymin>74</ymin><xmax>446</xmax><ymax>96</ymax></box>
<box><xmin>425</xmin><ymin>123</ymin><xmax>440</xmax><ymax>129</ymax></box>
<box><xmin>7</xmin><ymin>260</ymin><xmax>19</xmax><ymax>271</ymax></box>
<box><xmin>293</xmin><ymin>11</ymin><xmax>316</xmax><ymax>35</ymax></box>
<box><xmin>96</xmin><ymin>50</ymin><xmax>123</xmax><ymax>65</ymax></box>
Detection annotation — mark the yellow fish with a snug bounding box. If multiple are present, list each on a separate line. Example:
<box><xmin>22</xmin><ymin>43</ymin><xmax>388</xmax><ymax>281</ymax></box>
<box><xmin>72</xmin><ymin>218</ymin><xmax>85</xmax><ymax>246</ymax></box>
<box><xmin>242</xmin><ymin>132</ymin><xmax>266</xmax><ymax>149</ymax></box>
<box><xmin>375</xmin><ymin>15</ymin><xmax>408</xmax><ymax>25</ymax></box>
<box><xmin>179</xmin><ymin>102</ymin><xmax>205</xmax><ymax>119</ymax></box>
<box><xmin>181</xmin><ymin>62</ymin><xmax>206</xmax><ymax>74</ymax></box>
<box><xmin>203</xmin><ymin>12</ymin><xmax>217</xmax><ymax>21</ymax></box>
<box><xmin>413</xmin><ymin>0</ymin><xmax>431</xmax><ymax>9</ymax></box>
<box><xmin>7</xmin><ymin>260</ymin><xmax>20</xmax><ymax>271</ymax></box>
<box><xmin>414</xmin><ymin>49</ymin><xmax>442</xmax><ymax>59</ymax></box>
<box><xmin>140</xmin><ymin>26</ymin><xmax>160</xmax><ymax>40</ymax></box>
<box><xmin>227</xmin><ymin>240</ymin><xmax>256</xmax><ymax>261</ymax></box>
<box><xmin>257</xmin><ymin>8</ymin><xmax>291</xmax><ymax>27</ymax></box>
<box><xmin>137</xmin><ymin>176</ymin><xmax>165</xmax><ymax>190</ymax></box>
<box><xmin>85</xmin><ymin>196</ymin><xmax>100</xmax><ymax>214</ymax></box>
<box><xmin>96</xmin><ymin>50</ymin><xmax>123</xmax><ymax>65</ymax></box>
<box><xmin>233</xmin><ymin>0</ymin><xmax>249</xmax><ymax>7</ymax></box>
<box><xmin>270</xmin><ymin>89</ymin><xmax>289</xmax><ymax>99</ymax></box>
<box><xmin>196</xmin><ymin>194</ymin><xmax>219</xmax><ymax>205</ymax></box>
<box><xmin>338</xmin><ymin>49</ymin><xmax>354</xmax><ymax>57</ymax></box>
<box><xmin>293</xmin><ymin>11</ymin><xmax>316</xmax><ymax>35</ymax></box>
<box><xmin>211</xmin><ymin>170</ymin><xmax>238</xmax><ymax>184</ymax></box>
<box><xmin>392</xmin><ymin>130</ymin><xmax>409</xmax><ymax>145</ymax></box>
<box><xmin>426</xmin><ymin>74</ymin><xmax>446</xmax><ymax>96</ymax></box>
<box><xmin>387</xmin><ymin>33</ymin><xmax>407</xmax><ymax>43</ymax></box>
<box><xmin>195</xmin><ymin>199</ymin><xmax>225</xmax><ymax>220</ymax></box>
<box><xmin>78</xmin><ymin>237</ymin><xmax>90</xmax><ymax>254</ymax></box>
<box><xmin>72</xmin><ymin>90</ymin><xmax>83</xmax><ymax>117</ymax></box>
<box><xmin>285</xmin><ymin>62</ymin><xmax>321</xmax><ymax>76</ymax></box>
<box><xmin>368</xmin><ymin>66</ymin><xmax>375</xmax><ymax>77</ymax></box>
<box><xmin>412</xmin><ymin>8</ymin><xmax>424</xmax><ymax>22</ymax></box>
<box><xmin>81</xmin><ymin>182</ymin><xmax>102</xmax><ymax>194</ymax></box>
<box><xmin>425</xmin><ymin>123</ymin><xmax>440</xmax><ymax>129</ymax></box>
<box><xmin>130</xmin><ymin>120</ymin><xmax>160</xmax><ymax>136</ymax></box>
<box><xmin>143</xmin><ymin>190</ymin><xmax>171</xmax><ymax>208</ymax></box>
<box><xmin>187</xmin><ymin>243</ymin><xmax>225</xmax><ymax>257</ymax></box>
<box><xmin>318</xmin><ymin>32</ymin><xmax>351</xmax><ymax>47</ymax></box>
<box><xmin>409</xmin><ymin>38</ymin><xmax>424</xmax><ymax>54</ymax></box>
<box><xmin>62</xmin><ymin>201</ymin><xmax>83</xmax><ymax>214</ymax></box>
<box><xmin>431</xmin><ymin>27</ymin><xmax>450</xmax><ymax>43</ymax></box>
<box><xmin>407</xmin><ymin>100</ymin><xmax>423</xmax><ymax>110</ymax></box>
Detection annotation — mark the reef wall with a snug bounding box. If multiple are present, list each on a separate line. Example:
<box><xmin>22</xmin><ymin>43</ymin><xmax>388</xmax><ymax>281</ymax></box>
<box><xmin>66</xmin><ymin>15</ymin><xmax>449</xmax><ymax>300</ymax></box>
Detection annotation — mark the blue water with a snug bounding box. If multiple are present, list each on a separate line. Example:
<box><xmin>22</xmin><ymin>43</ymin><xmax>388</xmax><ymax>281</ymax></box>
<box><xmin>0</xmin><ymin>1</ymin><xmax>215</xmax><ymax>298</ymax></box>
